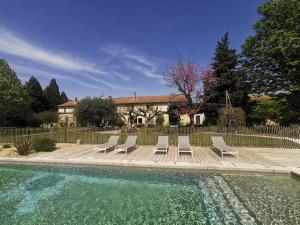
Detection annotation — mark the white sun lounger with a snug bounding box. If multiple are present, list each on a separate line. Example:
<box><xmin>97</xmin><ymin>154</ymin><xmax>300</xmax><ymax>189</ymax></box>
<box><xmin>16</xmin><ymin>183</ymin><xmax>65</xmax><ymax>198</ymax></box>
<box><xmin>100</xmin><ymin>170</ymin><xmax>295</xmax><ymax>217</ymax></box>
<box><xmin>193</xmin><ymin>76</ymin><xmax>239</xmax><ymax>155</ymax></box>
<box><xmin>153</xmin><ymin>136</ymin><xmax>169</xmax><ymax>154</ymax></box>
<box><xmin>211</xmin><ymin>136</ymin><xmax>239</xmax><ymax>158</ymax></box>
<box><xmin>178</xmin><ymin>136</ymin><xmax>193</xmax><ymax>155</ymax></box>
<box><xmin>94</xmin><ymin>135</ymin><xmax>119</xmax><ymax>153</ymax></box>
<box><xmin>114</xmin><ymin>135</ymin><xmax>137</xmax><ymax>154</ymax></box>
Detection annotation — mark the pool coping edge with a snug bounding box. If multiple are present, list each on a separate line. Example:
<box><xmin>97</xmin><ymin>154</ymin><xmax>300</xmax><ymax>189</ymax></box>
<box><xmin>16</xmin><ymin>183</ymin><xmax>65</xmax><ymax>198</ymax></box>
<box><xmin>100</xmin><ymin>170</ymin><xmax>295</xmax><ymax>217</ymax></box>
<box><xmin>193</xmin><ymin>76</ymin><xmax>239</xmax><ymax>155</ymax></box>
<box><xmin>0</xmin><ymin>157</ymin><xmax>297</xmax><ymax>176</ymax></box>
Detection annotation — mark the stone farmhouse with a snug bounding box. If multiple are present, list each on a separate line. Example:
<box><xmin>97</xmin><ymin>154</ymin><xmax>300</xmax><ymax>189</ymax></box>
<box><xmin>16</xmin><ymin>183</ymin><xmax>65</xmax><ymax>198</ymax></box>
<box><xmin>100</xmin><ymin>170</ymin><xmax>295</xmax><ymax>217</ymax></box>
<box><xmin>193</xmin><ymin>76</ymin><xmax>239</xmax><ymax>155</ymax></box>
<box><xmin>58</xmin><ymin>94</ymin><xmax>205</xmax><ymax>126</ymax></box>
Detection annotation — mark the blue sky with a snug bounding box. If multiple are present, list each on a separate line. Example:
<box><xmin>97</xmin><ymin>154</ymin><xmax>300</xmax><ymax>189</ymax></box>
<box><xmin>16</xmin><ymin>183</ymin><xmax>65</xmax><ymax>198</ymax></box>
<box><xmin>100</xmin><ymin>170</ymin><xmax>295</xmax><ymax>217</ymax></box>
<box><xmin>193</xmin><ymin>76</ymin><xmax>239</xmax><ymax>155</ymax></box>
<box><xmin>0</xmin><ymin>0</ymin><xmax>265</xmax><ymax>99</ymax></box>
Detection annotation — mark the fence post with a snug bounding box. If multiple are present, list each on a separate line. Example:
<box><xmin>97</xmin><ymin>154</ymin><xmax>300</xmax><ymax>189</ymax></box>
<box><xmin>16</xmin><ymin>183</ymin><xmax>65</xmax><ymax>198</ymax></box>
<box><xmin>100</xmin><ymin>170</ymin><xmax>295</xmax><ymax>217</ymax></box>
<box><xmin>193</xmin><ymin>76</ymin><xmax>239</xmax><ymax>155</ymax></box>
<box><xmin>64</xmin><ymin>126</ymin><xmax>67</xmax><ymax>143</ymax></box>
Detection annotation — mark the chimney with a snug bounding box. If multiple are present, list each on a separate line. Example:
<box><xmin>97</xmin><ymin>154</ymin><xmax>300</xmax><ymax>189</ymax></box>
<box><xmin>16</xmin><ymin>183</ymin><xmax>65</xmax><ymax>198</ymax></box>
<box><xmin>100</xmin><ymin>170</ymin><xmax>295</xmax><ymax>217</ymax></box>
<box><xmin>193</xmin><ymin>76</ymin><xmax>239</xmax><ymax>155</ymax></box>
<box><xmin>133</xmin><ymin>92</ymin><xmax>137</xmax><ymax>99</ymax></box>
<box><xmin>75</xmin><ymin>97</ymin><xmax>78</xmax><ymax>102</ymax></box>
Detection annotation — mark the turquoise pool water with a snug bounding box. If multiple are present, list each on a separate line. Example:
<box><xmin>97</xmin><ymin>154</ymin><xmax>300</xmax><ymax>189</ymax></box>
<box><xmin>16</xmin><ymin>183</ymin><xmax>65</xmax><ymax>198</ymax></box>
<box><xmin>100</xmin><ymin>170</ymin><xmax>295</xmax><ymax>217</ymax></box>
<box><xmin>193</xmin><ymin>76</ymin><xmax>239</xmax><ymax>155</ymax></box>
<box><xmin>0</xmin><ymin>164</ymin><xmax>299</xmax><ymax>225</ymax></box>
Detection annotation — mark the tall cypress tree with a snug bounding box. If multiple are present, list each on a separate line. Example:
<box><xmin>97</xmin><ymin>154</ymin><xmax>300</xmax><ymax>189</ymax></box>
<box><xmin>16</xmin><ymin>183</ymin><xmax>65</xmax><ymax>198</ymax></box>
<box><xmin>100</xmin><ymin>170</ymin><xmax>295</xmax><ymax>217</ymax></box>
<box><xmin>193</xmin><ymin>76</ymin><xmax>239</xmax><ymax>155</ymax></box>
<box><xmin>44</xmin><ymin>79</ymin><xmax>61</xmax><ymax>111</ymax></box>
<box><xmin>203</xmin><ymin>33</ymin><xmax>244</xmax><ymax>124</ymax></box>
<box><xmin>60</xmin><ymin>91</ymin><xmax>69</xmax><ymax>104</ymax></box>
<box><xmin>25</xmin><ymin>76</ymin><xmax>50</xmax><ymax>112</ymax></box>
<box><xmin>211</xmin><ymin>32</ymin><xmax>241</xmax><ymax>106</ymax></box>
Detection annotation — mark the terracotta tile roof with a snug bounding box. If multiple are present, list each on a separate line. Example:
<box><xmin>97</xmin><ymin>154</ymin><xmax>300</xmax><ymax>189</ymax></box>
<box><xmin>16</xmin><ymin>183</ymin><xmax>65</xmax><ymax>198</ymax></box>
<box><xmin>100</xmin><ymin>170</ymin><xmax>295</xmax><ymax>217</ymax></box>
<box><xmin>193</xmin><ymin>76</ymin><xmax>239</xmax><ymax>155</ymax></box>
<box><xmin>58</xmin><ymin>100</ymin><xmax>78</xmax><ymax>107</ymax></box>
<box><xmin>112</xmin><ymin>94</ymin><xmax>186</xmax><ymax>105</ymax></box>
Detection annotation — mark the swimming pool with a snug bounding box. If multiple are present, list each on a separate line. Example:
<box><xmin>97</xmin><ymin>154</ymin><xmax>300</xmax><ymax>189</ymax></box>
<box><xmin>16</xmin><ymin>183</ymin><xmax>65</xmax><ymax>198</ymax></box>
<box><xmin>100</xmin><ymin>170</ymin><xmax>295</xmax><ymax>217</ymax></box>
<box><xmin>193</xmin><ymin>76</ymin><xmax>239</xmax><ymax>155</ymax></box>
<box><xmin>0</xmin><ymin>164</ymin><xmax>299</xmax><ymax>225</ymax></box>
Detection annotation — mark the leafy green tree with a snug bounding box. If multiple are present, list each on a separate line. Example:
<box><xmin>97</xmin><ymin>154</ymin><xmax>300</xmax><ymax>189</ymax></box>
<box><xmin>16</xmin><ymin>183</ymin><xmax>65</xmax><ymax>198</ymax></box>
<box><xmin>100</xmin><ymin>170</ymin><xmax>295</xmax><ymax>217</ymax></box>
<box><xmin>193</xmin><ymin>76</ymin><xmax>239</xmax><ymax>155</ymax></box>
<box><xmin>44</xmin><ymin>79</ymin><xmax>61</xmax><ymax>111</ymax></box>
<box><xmin>242</xmin><ymin>0</ymin><xmax>300</xmax><ymax>123</ymax></box>
<box><xmin>252</xmin><ymin>98</ymin><xmax>281</xmax><ymax>124</ymax></box>
<box><xmin>0</xmin><ymin>59</ymin><xmax>31</xmax><ymax>126</ymax></box>
<box><xmin>167</xmin><ymin>104</ymin><xmax>180</xmax><ymax>125</ymax></box>
<box><xmin>33</xmin><ymin>111</ymin><xmax>58</xmax><ymax>126</ymax></box>
<box><xmin>109</xmin><ymin>115</ymin><xmax>125</xmax><ymax>127</ymax></box>
<box><xmin>252</xmin><ymin>95</ymin><xmax>298</xmax><ymax>125</ymax></box>
<box><xmin>202</xmin><ymin>103</ymin><xmax>218</xmax><ymax>126</ymax></box>
<box><xmin>25</xmin><ymin>76</ymin><xmax>50</xmax><ymax>112</ymax></box>
<box><xmin>155</xmin><ymin>114</ymin><xmax>165</xmax><ymax>126</ymax></box>
<box><xmin>74</xmin><ymin>97</ymin><xmax>116</xmax><ymax>127</ymax></box>
<box><xmin>60</xmin><ymin>91</ymin><xmax>69</xmax><ymax>104</ymax></box>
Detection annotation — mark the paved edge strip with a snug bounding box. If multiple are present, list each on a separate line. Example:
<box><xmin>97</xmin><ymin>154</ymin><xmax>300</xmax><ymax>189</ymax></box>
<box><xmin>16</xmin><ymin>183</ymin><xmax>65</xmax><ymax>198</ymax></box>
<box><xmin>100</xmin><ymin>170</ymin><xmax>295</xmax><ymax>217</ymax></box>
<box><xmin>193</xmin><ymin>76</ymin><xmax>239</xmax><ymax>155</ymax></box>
<box><xmin>0</xmin><ymin>157</ymin><xmax>294</xmax><ymax>175</ymax></box>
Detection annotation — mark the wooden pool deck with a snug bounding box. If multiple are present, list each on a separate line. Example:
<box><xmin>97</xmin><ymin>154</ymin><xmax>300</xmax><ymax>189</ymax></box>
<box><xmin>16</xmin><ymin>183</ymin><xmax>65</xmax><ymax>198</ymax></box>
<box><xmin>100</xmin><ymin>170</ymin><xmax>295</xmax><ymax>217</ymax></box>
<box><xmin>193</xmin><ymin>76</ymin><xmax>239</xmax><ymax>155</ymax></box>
<box><xmin>1</xmin><ymin>145</ymin><xmax>299</xmax><ymax>175</ymax></box>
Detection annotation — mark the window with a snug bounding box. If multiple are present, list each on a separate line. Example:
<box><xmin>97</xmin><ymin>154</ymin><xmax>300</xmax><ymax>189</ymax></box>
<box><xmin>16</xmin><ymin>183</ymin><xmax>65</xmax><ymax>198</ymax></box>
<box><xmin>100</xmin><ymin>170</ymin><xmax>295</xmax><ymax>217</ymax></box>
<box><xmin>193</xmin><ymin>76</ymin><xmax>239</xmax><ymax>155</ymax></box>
<box><xmin>65</xmin><ymin>108</ymin><xmax>74</xmax><ymax>113</ymax></box>
<box><xmin>195</xmin><ymin>115</ymin><xmax>201</xmax><ymax>126</ymax></box>
<box><xmin>138</xmin><ymin>118</ymin><xmax>143</xmax><ymax>124</ymax></box>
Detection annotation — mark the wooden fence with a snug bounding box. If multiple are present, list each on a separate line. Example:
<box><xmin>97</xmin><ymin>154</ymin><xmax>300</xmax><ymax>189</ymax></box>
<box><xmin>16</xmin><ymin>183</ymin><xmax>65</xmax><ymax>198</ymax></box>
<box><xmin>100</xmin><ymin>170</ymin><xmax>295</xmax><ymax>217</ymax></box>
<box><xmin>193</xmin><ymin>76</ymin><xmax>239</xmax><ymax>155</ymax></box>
<box><xmin>0</xmin><ymin>126</ymin><xmax>300</xmax><ymax>149</ymax></box>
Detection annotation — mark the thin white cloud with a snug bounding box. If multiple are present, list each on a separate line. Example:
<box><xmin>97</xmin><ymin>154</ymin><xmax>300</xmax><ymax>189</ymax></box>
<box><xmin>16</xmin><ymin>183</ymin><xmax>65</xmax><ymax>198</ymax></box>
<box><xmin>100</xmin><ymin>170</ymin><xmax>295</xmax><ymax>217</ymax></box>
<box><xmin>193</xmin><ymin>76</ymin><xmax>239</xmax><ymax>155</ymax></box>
<box><xmin>83</xmin><ymin>73</ymin><xmax>134</xmax><ymax>91</ymax></box>
<box><xmin>0</xmin><ymin>27</ymin><xmax>133</xmax><ymax>82</ymax></box>
<box><xmin>113</xmin><ymin>71</ymin><xmax>130</xmax><ymax>81</ymax></box>
<box><xmin>12</xmin><ymin>63</ymin><xmax>134</xmax><ymax>91</ymax></box>
<box><xmin>123</xmin><ymin>59</ymin><xmax>162</xmax><ymax>79</ymax></box>
<box><xmin>11</xmin><ymin>64</ymin><xmax>100</xmax><ymax>89</ymax></box>
<box><xmin>0</xmin><ymin>26</ymin><xmax>162</xmax><ymax>93</ymax></box>
<box><xmin>101</xmin><ymin>44</ymin><xmax>153</xmax><ymax>67</ymax></box>
<box><xmin>100</xmin><ymin>44</ymin><xmax>162</xmax><ymax>79</ymax></box>
<box><xmin>0</xmin><ymin>27</ymin><xmax>105</xmax><ymax>75</ymax></box>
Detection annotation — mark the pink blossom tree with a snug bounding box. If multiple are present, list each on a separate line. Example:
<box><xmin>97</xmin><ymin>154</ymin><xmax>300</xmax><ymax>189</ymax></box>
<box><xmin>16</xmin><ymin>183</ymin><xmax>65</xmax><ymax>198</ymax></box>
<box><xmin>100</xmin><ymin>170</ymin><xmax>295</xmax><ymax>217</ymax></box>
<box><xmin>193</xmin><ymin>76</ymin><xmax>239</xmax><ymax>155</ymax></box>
<box><xmin>164</xmin><ymin>58</ymin><xmax>215</xmax><ymax>125</ymax></box>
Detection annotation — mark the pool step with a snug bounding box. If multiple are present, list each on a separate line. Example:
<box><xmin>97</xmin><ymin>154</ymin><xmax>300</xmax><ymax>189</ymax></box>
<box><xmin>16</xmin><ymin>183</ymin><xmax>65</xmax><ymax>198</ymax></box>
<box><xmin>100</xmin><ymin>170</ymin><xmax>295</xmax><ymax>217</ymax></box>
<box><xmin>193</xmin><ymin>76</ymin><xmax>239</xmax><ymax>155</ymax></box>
<box><xmin>213</xmin><ymin>176</ymin><xmax>257</xmax><ymax>225</ymax></box>
<box><xmin>198</xmin><ymin>176</ymin><xmax>257</xmax><ymax>225</ymax></box>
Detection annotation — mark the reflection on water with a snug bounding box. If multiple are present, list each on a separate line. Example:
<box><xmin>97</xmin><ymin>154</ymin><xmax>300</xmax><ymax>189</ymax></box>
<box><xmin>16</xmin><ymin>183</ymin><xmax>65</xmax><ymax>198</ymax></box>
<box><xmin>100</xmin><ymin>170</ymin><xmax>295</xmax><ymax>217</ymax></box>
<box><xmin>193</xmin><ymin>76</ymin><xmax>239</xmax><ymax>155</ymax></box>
<box><xmin>0</xmin><ymin>164</ymin><xmax>299</xmax><ymax>225</ymax></box>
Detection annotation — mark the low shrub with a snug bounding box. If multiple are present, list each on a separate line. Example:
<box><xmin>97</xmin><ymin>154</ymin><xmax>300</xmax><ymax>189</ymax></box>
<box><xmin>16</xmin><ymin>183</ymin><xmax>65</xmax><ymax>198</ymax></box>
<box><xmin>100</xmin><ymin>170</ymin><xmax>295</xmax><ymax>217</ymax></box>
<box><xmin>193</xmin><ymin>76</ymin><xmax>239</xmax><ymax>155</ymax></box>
<box><xmin>2</xmin><ymin>144</ymin><xmax>11</xmax><ymax>148</ymax></box>
<box><xmin>32</xmin><ymin>137</ymin><xmax>56</xmax><ymax>152</ymax></box>
<box><xmin>109</xmin><ymin>115</ymin><xmax>125</xmax><ymax>128</ymax></box>
<box><xmin>218</xmin><ymin>107</ymin><xmax>246</xmax><ymax>126</ymax></box>
<box><xmin>14</xmin><ymin>141</ymin><xmax>32</xmax><ymax>155</ymax></box>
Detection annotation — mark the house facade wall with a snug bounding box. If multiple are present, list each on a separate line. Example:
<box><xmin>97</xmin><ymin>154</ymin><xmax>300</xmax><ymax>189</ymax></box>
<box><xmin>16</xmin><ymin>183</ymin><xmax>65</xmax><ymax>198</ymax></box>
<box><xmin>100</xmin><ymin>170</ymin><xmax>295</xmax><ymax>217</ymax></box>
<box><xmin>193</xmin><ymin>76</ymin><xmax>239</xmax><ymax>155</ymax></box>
<box><xmin>58</xmin><ymin>107</ymin><xmax>76</xmax><ymax>126</ymax></box>
<box><xmin>179</xmin><ymin>114</ymin><xmax>205</xmax><ymax>126</ymax></box>
<box><xmin>180</xmin><ymin>114</ymin><xmax>190</xmax><ymax>126</ymax></box>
